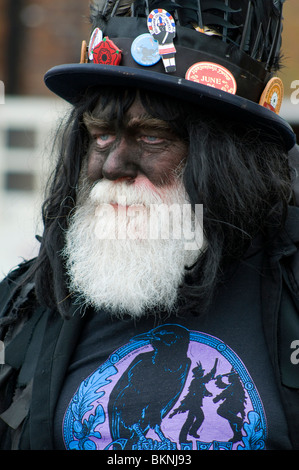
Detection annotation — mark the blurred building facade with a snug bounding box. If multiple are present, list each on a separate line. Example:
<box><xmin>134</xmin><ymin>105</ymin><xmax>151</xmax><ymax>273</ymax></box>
<box><xmin>0</xmin><ymin>0</ymin><xmax>90</xmax><ymax>277</ymax></box>
<box><xmin>0</xmin><ymin>1</ymin><xmax>299</xmax><ymax>278</ymax></box>
<box><xmin>0</xmin><ymin>97</ymin><xmax>68</xmax><ymax>277</ymax></box>
<box><xmin>0</xmin><ymin>0</ymin><xmax>90</xmax><ymax>96</ymax></box>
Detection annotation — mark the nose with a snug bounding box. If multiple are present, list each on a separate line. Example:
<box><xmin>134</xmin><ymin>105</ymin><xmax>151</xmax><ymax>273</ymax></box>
<box><xmin>101</xmin><ymin>137</ymin><xmax>139</xmax><ymax>181</ymax></box>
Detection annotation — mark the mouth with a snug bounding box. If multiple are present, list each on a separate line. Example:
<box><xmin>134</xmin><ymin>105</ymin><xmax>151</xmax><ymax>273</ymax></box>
<box><xmin>92</xmin><ymin>195</ymin><xmax>149</xmax><ymax>217</ymax></box>
<box><xmin>108</xmin><ymin>202</ymin><xmax>146</xmax><ymax>211</ymax></box>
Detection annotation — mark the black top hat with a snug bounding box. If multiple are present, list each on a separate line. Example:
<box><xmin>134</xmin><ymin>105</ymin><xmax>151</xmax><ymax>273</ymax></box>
<box><xmin>44</xmin><ymin>0</ymin><xmax>296</xmax><ymax>150</ymax></box>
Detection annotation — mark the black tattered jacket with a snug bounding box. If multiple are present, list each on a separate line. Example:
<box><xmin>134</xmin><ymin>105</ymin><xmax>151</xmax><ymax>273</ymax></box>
<box><xmin>0</xmin><ymin>207</ymin><xmax>299</xmax><ymax>450</ymax></box>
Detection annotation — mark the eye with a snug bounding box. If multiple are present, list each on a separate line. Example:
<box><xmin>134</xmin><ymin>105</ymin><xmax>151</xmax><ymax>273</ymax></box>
<box><xmin>141</xmin><ymin>135</ymin><xmax>164</xmax><ymax>144</ymax></box>
<box><xmin>96</xmin><ymin>134</ymin><xmax>115</xmax><ymax>148</ymax></box>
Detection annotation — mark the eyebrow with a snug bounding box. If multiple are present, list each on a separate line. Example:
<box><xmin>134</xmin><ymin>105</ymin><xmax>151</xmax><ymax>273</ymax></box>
<box><xmin>83</xmin><ymin>113</ymin><xmax>111</xmax><ymax>131</ymax></box>
<box><xmin>127</xmin><ymin>116</ymin><xmax>172</xmax><ymax>131</ymax></box>
<box><xmin>83</xmin><ymin>112</ymin><xmax>173</xmax><ymax>133</ymax></box>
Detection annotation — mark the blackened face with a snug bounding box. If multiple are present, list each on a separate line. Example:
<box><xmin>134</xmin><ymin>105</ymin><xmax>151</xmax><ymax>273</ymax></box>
<box><xmin>83</xmin><ymin>96</ymin><xmax>188</xmax><ymax>188</ymax></box>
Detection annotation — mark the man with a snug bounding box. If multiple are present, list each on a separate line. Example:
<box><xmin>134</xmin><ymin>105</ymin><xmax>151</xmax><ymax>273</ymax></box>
<box><xmin>0</xmin><ymin>0</ymin><xmax>299</xmax><ymax>451</ymax></box>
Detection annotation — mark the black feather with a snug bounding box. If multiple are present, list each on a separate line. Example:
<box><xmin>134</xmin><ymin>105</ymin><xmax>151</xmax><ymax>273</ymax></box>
<box><xmin>90</xmin><ymin>0</ymin><xmax>284</xmax><ymax>69</ymax></box>
<box><xmin>239</xmin><ymin>1</ymin><xmax>254</xmax><ymax>51</ymax></box>
<box><xmin>176</xmin><ymin>0</ymin><xmax>202</xmax><ymax>28</ymax></box>
<box><xmin>201</xmin><ymin>0</ymin><xmax>241</xmax><ymax>33</ymax></box>
<box><xmin>148</xmin><ymin>0</ymin><xmax>180</xmax><ymax>15</ymax></box>
<box><xmin>196</xmin><ymin>0</ymin><xmax>284</xmax><ymax>68</ymax></box>
<box><xmin>112</xmin><ymin>0</ymin><xmax>180</xmax><ymax>18</ymax></box>
<box><xmin>90</xmin><ymin>0</ymin><xmax>137</xmax><ymax>28</ymax></box>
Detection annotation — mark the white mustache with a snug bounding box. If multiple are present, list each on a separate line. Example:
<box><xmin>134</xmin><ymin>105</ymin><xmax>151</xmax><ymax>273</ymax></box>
<box><xmin>89</xmin><ymin>178</ymin><xmax>186</xmax><ymax>207</ymax></box>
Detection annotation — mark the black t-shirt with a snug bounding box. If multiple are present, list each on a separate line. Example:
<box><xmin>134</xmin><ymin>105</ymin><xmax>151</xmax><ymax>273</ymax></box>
<box><xmin>54</xmin><ymin>249</ymin><xmax>292</xmax><ymax>451</ymax></box>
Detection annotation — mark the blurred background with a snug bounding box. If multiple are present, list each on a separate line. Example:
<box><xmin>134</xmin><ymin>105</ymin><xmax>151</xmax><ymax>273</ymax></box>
<box><xmin>0</xmin><ymin>0</ymin><xmax>299</xmax><ymax>280</ymax></box>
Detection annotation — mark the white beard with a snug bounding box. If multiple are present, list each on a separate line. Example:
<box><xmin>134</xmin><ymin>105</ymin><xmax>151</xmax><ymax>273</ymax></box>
<box><xmin>62</xmin><ymin>177</ymin><xmax>204</xmax><ymax>319</ymax></box>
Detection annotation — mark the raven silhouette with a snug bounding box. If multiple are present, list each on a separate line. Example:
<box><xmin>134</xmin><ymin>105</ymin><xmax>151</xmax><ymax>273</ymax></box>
<box><xmin>108</xmin><ymin>324</ymin><xmax>191</xmax><ymax>449</ymax></box>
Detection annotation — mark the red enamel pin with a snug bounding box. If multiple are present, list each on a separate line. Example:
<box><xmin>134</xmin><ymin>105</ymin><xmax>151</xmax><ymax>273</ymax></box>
<box><xmin>92</xmin><ymin>37</ymin><xmax>122</xmax><ymax>65</ymax></box>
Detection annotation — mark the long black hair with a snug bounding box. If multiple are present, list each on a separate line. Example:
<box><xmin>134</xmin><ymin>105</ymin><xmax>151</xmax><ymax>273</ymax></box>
<box><xmin>22</xmin><ymin>86</ymin><xmax>292</xmax><ymax>318</ymax></box>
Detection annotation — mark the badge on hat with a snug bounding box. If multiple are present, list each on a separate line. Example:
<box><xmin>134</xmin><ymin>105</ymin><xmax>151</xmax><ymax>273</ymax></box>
<box><xmin>185</xmin><ymin>62</ymin><xmax>237</xmax><ymax>95</ymax></box>
<box><xmin>92</xmin><ymin>37</ymin><xmax>122</xmax><ymax>65</ymax></box>
<box><xmin>88</xmin><ymin>28</ymin><xmax>103</xmax><ymax>61</ymax></box>
<box><xmin>147</xmin><ymin>9</ymin><xmax>176</xmax><ymax>73</ymax></box>
<box><xmin>259</xmin><ymin>77</ymin><xmax>284</xmax><ymax>114</ymax></box>
<box><xmin>131</xmin><ymin>33</ymin><xmax>161</xmax><ymax>67</ymax></box>
<box><xmin>80</xmin><ymin>40</ymin><xmax>88</xmax><ymax>63</ymax></box>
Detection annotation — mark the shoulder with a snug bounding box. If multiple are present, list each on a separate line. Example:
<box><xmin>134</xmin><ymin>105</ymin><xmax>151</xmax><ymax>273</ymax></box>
<box><xmin>263</xmin><ymin>206</ymin><xmax>299</xmax><ymax>305</ymax></box>
<box><xmin>289</xmin><ymin>144</ymin><xmax>299</xmax><ymax>207</ymax></box>
<box><xmin>0</xmin><ymin>259</ymin><xmax>37</xmax><ymax>334</ymax></box>
<box><xmin>267</xmin><ymin>206</ymin><xmax>299</xmax><ymax>262</ymax></box>
<box><xmin>282</xmin><ymin>206</ymin><xmax>299</xmax><ymax>288</ymax></box>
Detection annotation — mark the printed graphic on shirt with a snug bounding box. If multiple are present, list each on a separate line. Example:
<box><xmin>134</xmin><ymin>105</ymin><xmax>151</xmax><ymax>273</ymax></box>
<box><xmin>62</xmin><ymin>325</ymin><xmax>267</xmax><ymax>450</ymax></box>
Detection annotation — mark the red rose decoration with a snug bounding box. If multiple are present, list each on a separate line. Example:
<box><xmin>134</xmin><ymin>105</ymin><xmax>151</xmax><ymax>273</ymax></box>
<box><xmin>92</xmin><ymin>37</ymin><xmax>122</xmax><ymax>65</ymax></box>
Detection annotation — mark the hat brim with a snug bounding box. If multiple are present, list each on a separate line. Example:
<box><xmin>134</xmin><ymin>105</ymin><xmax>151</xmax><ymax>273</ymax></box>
<box><xmin>44</xmin><ymin>63</ymin><xmax>296</xmax><ymax>151</ymax></box>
